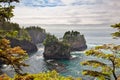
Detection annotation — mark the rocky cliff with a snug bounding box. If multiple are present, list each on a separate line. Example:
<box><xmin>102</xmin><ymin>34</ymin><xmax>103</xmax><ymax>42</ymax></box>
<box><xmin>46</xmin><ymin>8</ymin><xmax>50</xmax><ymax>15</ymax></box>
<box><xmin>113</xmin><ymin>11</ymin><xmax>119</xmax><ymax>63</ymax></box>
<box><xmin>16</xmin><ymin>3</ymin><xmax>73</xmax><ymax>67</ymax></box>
<box><xmin>43</xmin><ymin>34</ymin><xmax>71</xmax><ymax>60</ymax></box>
<box><xmin>69</xmin><ymin>35</ymin><xmax>87</xmax><ymax>51</ymax></box>
<box><xmin>26</xmin><ymin>27</ymin><xmax>46</xmax><ymax>44</ymax></box>
<box><xmin>7</xmin><ymin>37</ymin><xmax>38</xmax><ymax>54</ymax></box>
<box><xmin>63</xmin><ymin>31</ymin><xmax>87</xmax><ymax>51</ymax></box>
<box><xmin>43</xmin><ymin>42</ymin><xmax>71</xmax><ymax>60</ymax></box>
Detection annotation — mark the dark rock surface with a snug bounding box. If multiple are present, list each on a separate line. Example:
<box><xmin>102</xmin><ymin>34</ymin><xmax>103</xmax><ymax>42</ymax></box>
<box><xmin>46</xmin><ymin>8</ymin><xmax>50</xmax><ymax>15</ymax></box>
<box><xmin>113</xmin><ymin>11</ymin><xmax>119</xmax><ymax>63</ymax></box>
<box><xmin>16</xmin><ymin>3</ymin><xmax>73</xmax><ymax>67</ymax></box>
<box><xmin>69</xmin><ymin>35</ymin><xmax>87</xmax><ymax>51</ymax></box>
<box><xmin>46</xmin><ymin>60</ymin><xmax>66</xmax><ymax>72</ymax></box>
<box><xmin>43</xmin><ymin>42</ymin><xmax>71</xmax><ymax>60</ymax></box>
<box><xmin>7</xmin><ymin>37</ymin><xmax>38</xmax><ymax>54</ymax></box>
<box><xmin>27</xmin><ymin>29</ymin><xmax>46</xmax><ymax>44</ymax></box>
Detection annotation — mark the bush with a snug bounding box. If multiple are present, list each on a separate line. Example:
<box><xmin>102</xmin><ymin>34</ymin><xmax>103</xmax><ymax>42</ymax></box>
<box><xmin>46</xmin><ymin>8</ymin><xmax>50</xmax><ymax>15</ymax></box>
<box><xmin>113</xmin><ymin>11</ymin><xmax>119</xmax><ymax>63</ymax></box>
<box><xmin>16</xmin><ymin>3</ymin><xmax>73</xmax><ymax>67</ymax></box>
<box><xmin>0</xmin><ymin>71</ymin><xmax>82</xmax><ymax>80</ymax></box>
<box><xmin>43</xmin><ymin>34</ymin><xmax>58</xmax><ymax>46</ymax></box>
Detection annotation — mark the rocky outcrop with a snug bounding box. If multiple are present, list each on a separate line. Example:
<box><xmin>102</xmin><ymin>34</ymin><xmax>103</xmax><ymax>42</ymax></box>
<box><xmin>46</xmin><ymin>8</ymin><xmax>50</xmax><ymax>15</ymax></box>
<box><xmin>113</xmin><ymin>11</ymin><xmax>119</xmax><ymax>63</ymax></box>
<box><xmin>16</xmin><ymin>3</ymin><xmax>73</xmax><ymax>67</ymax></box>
<box><xmin>46</xmin><ymin>60</ymin><xmax>66</xmax><ymax>72</ymax></box>
<box><xmin>43</xmin><ymin>30</ymin><xmax>87</xmax><ymax>60</ymax></box>
<box><xmin>7</xmin><ymin>37</ymin><xmax>38</xmax><ymax>54</ymax></box>
<box><xmin>28</xmin><ymin>30</ymin><xmax>46</xmax><ymax>44</ymax></box>
<box><xmin>26</xmin><ymin>27</ymin><xmax>46</xmax><ymax>44</ymax></box>
<box><xmin>69</xmin><ymin>35</ymin><xmax>87</xmax><ymax>51</ymax></box>
<box><xmin>43</xmin><ymin>42</ymin><xmax>71</xmax><ymax>60</ymax></box>
<box><xmin>63</xmin><ymin>31</ymin><xmax>87</xmax><ymax>51</ymax></box>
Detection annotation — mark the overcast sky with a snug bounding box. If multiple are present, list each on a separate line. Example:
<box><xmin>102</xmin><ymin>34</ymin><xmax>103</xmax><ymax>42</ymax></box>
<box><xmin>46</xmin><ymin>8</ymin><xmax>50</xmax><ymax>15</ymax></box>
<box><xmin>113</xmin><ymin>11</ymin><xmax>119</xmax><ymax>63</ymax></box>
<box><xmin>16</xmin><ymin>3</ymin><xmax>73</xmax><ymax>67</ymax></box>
<box><xmin>11</xmin><ymin>0</ymin><xmax>120</xmax><ymax>25</ymax></box>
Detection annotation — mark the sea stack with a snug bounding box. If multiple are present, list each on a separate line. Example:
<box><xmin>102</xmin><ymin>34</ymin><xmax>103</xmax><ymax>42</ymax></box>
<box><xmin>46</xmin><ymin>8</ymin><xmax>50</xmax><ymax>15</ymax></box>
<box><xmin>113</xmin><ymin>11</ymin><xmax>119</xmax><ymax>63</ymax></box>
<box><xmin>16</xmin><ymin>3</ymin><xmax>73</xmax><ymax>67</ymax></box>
<box><xmin>63</xmin><ymin>31</ymin><xmax>87</xmax><ymax>51</ymax></box>
<box><xmin>43</xmin><ymin>34</ymin><xmax>71</xmax><ymax>60</ymax></box>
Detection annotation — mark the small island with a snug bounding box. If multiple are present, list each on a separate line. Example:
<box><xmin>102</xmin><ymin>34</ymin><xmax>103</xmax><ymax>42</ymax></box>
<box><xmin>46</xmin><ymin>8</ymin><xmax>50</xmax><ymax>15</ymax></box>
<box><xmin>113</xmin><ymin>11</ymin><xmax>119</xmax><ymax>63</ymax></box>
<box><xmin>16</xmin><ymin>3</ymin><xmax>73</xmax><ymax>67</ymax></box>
<box><xmin>43</xmin><ymin>34</ymin><xmax>71</xmax><ymax>60</ymax></box>
<box><xmin>63</xmin><ymin>31</ymin><xmax>87</xmax><ymax>51</ymax></box>
<box><xmin>43</xmin><ymin>31</ymin><xmax>87</xmax><ymax>60</ymax></box>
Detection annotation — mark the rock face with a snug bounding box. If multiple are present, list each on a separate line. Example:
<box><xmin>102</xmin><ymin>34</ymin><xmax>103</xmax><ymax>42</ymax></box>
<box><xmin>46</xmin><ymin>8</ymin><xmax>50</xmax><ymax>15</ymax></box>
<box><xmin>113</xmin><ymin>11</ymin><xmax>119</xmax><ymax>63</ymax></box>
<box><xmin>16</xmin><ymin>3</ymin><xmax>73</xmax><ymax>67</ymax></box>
<box><xmin>43</xmin><ymin>34</ymin><xmax>71</xmax><ymax>60</ymax></box>
<box><xmin>43</xmin><ymin>31</ymin><xmax>87</xmax><ymax>60</ymax></box>
<box><xmin>63</xmin><ymin>31</ymin><xmax>87</xmax><ymax>51</ymax></box>
<box><xmin>7</xmin><ymin>37</ymin><xmax>38</xmax><ymax>54</ymax></box>
<box><xmin>28</xmin><ymin>30</ymin><xmax>46</xmax><ymax>44</ymax></box>
<box><xmin>69</xmin><ymin>35</ymin><xmax>87</xmax><ymax>51</ymax></box>
<box><xmin>46</xmin><ymin>60</ymin><xmax>66</xmax><ymax>72</ymax></box>
<box><xmin>26</xmin><ymin>27</ymin><xmax>46</xmax><ymax>44</ymax></box>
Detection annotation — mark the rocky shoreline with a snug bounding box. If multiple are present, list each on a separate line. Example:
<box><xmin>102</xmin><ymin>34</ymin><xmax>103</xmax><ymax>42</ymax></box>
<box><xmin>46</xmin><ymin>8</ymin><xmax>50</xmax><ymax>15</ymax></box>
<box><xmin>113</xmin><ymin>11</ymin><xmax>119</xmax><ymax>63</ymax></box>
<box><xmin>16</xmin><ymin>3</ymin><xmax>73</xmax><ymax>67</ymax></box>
<box><xmin>7</xmin><ymin>37</ymin><xmax>38</xmax><ymax>54</ymax></box>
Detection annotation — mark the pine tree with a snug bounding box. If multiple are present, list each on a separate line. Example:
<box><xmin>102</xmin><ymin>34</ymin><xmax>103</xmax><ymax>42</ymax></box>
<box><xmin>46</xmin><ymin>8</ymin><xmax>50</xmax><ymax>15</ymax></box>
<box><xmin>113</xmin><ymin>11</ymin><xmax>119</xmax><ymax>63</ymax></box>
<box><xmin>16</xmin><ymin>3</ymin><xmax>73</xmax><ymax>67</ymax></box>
<box><xmin>111</xmin><ymin>23</ymin><xmax>120</xmax><ymax>38</ymax></box>
<box><xmin>81</xmin><ymin>44</ymin><xmax>120</xmax><ymax>80</ymax></box>
<box><xmin>0</xmin><ymin>0</ymin><xmax>19</xmax><ymax>22</ymax></box>
<box><xmin>0</xmin><ymin>38</ymin><xmax>28</xmax><ymax>75</ymax></box>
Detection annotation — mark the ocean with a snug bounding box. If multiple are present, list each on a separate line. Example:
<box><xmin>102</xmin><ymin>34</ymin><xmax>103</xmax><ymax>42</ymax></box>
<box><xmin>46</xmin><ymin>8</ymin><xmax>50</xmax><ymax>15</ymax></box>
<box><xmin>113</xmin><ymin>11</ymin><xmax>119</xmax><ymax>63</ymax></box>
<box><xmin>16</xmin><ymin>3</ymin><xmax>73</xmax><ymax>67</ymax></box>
<box><xmin>2</xmin><ymin>0</ymin><xmax>120</xmax><ymax>79</ymax></box>
<box><xmin>3</xmin><ymin>24</ymin><xmax>120</xmax><ymax>80</ymax></box>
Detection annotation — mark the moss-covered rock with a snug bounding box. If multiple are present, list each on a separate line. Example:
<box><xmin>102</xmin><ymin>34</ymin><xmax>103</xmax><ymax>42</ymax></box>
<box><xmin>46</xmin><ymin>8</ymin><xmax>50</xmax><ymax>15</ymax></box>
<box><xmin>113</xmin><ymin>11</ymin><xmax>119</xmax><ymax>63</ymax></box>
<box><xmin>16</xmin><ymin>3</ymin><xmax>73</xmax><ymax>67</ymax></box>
<box><xmin>43</xmin><ymin>34</ymin><xmax>71</xmax><ymax>60</ymax></box>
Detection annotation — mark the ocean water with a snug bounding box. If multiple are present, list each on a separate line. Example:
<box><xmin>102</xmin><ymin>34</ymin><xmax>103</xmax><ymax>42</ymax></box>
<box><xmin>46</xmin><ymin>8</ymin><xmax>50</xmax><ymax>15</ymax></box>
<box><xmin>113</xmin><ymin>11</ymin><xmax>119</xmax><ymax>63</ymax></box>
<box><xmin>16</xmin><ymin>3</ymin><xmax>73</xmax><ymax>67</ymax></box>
<box><xmin>21</xmin><ymin>44</ymin><xmax>98</xmax><ymax>80</ymax></box>
<box><xmin>2</xmin><ymin>0</ymin><xmax>120</xmax><ymax>79</ymax></box>
<box><xmin>3</xmin><ymin>24</ymin><xmax>120</xmax><ymax>80</ymax></box>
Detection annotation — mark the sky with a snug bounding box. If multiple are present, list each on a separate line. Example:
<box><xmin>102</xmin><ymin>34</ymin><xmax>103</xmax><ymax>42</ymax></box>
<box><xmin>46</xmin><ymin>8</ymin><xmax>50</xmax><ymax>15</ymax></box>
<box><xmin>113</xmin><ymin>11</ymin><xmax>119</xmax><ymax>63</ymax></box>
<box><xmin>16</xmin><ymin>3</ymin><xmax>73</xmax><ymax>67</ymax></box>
<box><xmin>11</xmin><ymin>0</ymin><xmax>120</xmax><ymax>25</ymax></box>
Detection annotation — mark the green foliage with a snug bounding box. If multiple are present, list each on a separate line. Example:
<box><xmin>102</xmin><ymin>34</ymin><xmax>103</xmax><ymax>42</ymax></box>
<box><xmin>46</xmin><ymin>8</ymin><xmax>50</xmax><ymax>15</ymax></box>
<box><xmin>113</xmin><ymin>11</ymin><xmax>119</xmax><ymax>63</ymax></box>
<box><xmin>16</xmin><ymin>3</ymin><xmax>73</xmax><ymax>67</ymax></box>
<box><xmin>0</xmin><ymin>22</ymin><xmax>31</xmax><ymax>41</ymax></box>
<box><xmin>82</xmin><ymin>44</ymin><xmax>120</xmax><ymax>80</ymax></box>
<box><xmin>0</xmin><ymin>22</ymin><xmax>20</xmax><ymax>31</ymax></box>
<box><xmin>0</xmin><ymin>5</ymin><xmax>14</xmax><ymax>22</ymax></box>
<box><xmin>111</xmin><ymin>23</ymin><xmax>120</xmax><ymax>38</ymax></box>
<box><xmin>63</xmin><ymin>30</ymin><xmax>80</xmax><ymax>41</ymax></box>
<box><xmin>81</xmin><ymin>60</ymin><xmax>109</xmax><ymax>68</ymax></box>
<box><xmin>82</xmin><ymin>70</ymin><xmax>109</xmax><ymax>80</ymax></box>
<box><xmin>0</xmin><ymin>30</ymin><xmax>18</xmax><ymax>38</ymax></box>
<box><xmin>18</xmin><ymin>28</ymin><xmax>31</xmax><ymax>41</ymax></box>
<box><xmin>25</xmin><ymin>26</ymin><xmax>46</xmax><ymax>33</ymax></box>
<box><xmin>43</xmin><ymin>34</ymin><xmax>58</xmax><ymax>46</ymax></box>
<box><xmin>0</xmin><ymin>70</ymin><xmax>82</xmax><ymax>80</ymax></box>
<box><xmin>0</xmin><ymin>27</ymin><xmax>31</xmax><ymax>41</ymax></box>
<box><xmin>0</xmin><ymin>0</ymin><xmax>19</xmax><ymax>22</ymax></box>
<box><xmin>60</xmin><ymin>41</ymin><xmax>70</xmax><ymax>50</ymax></box>
<box><xmin>0</xmin><ymin>38</ymin><xmax>28</xmax><ymax>74</ymax></box>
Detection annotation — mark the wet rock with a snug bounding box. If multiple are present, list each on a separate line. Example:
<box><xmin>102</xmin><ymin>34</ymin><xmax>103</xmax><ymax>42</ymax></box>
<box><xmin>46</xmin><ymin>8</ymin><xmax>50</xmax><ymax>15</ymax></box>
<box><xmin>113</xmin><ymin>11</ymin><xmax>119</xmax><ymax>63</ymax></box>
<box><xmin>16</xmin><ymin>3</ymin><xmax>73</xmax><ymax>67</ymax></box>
<box><xmin>46</xmin><ymin>60</ymin><xmax>66</xmax><ymax>72</ymax></box>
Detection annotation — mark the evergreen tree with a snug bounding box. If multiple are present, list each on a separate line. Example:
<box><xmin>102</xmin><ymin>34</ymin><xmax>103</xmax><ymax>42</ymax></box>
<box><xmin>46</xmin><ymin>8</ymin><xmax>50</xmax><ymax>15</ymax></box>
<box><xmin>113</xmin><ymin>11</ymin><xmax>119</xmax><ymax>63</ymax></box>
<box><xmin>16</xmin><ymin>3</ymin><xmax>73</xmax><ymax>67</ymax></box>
<box><xmin>0</xmin><ymin>70</ymin><xmax>82</xmax><ymax>80</ymax></box>
<box><xmin>43</xmin><ymin>34</ymin><xmax>58</xmax><ymax>46</ymax></box>
<box><xmin>111</xmin><ymin>23</ymin><xmax>120</xmax><ymax>38</ymax></box>
<box><xmin>81</xmin><ymin>44</ymin><xmax>120</xmax><ymax>80</ymax></box>
<box><xmin>0</xmin><ymin>0</ymin><xmax>19</xmax><ymax>22</ymax></box>
<box><xmin>0</xmin><ymin>38</ymin><xmax>28</xmax><ymax>75</ymax></box>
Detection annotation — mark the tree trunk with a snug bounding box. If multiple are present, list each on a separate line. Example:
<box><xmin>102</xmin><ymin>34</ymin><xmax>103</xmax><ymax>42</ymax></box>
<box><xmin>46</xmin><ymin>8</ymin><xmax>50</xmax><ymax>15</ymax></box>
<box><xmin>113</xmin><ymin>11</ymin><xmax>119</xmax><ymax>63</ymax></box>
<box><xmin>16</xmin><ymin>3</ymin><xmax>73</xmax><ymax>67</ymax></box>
<box><xmin>111</xmin><ymin>60</ymin><xmax>117</xmax><ymax>80</ymax></box>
